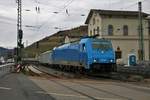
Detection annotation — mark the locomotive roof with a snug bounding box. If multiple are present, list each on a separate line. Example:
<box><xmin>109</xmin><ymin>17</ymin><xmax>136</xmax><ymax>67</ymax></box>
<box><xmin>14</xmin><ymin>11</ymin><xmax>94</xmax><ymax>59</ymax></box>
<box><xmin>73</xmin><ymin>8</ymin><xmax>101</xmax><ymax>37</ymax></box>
<box><xmin>92</xmin><ymin>38</ymin><xmax>110</xmax><ymax>42</ymax></box>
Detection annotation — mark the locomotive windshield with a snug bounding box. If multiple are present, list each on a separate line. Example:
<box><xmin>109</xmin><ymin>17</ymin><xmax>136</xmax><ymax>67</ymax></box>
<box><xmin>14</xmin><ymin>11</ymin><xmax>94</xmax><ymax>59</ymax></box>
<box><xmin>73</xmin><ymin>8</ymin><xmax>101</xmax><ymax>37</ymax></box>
<box><xmin>92</xmin><ymin>40</ymin><xmax>112</xmax><ymax>51</ymax></box>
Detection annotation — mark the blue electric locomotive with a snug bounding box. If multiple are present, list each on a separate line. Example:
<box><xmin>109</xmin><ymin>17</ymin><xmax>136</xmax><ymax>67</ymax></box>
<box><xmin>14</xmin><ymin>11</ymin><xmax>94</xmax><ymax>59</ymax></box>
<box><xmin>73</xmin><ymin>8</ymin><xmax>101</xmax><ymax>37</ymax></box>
<box><xmin>51</xmin><ymin>37</ymin><xmax>116</xmax><ymax>72</ymax></box>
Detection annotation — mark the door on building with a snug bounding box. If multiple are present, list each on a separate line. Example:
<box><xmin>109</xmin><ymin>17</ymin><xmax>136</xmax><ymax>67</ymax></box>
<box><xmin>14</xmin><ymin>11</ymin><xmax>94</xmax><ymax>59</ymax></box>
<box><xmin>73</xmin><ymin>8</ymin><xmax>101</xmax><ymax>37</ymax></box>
<box><xmin>115</xmin><ymin>46</ymin><xmax>122</xmax><ymax>59</ymax></box>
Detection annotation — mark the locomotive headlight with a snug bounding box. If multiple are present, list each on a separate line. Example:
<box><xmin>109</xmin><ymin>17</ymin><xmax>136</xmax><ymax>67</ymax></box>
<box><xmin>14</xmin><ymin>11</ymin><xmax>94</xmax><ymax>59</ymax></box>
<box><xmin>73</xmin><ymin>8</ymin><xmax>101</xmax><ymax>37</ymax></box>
<box><xmin>101</xmin><ymin>51</ymin><xmax>104</xmax><ymax>54</ymax></box>
<box><xmin>110</xmin><ymin>59</ymin><xmax>113</xmax><ymax>62</ymax></box>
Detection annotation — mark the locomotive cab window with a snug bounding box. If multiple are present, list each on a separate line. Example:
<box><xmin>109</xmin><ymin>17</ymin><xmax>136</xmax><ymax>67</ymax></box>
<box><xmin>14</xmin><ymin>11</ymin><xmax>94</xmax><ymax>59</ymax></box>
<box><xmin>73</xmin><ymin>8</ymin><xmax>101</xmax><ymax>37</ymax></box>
<box><xmin>92</xmin><ymin>40</ymin><xmax>112</xmax><ymax>51</ymax></box>
<box><xmin>80</xmin><ymin>44</ymin><xmax>86</xmax><ymax>52</ymax></box>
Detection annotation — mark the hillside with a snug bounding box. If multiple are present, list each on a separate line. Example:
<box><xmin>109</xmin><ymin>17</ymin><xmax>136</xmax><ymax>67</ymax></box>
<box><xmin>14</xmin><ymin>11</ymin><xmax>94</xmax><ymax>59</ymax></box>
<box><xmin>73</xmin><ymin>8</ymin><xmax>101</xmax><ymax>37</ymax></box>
<box><xmin>0</xmin><ymin>47</ymin><xmax>8</xmax><ymax>56</ymax></box>
<box><xmin>0</xmin><ymin>47</ymin><xmax>13</xmax><ymax>58</ymax></box>
<box><xmin>24</xmin><ymin>25</ymin><xmax>88</xmax><ymax>58</ymax></box>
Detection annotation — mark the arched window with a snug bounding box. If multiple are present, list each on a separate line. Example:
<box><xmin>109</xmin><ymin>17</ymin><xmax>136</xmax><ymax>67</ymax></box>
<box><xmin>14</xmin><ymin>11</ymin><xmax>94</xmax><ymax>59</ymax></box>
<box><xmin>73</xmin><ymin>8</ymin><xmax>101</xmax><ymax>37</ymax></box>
<box><xmin>93</xmin><ymin>29</ymin><xmax>96</xmax><ymax>35</ymax></box>
<box><xmin>93</xmin><ymin>18</ymin><xmax>95</xmax><ymax>25</ymax></box>
<box><xmin>123</xmin><ymin>25</ymin><xmax>128</xmax><ymax>36</ymax></box>
<box><xmin>90</xmin><ymin>30</ymin><xmax>92</xmax><ymax>36</ymax></box>
<box><xmin>108</xmin><ymin>25</ymin><xmax>113</xmax><ymax>35</ymax></box>
<box><xmin>115</xmin><ymin>46</ymin><xmax>122</xmax><ymax>59</ymax></box>
<box><xmin>97</xmin><ymin>27</ymin><xmax>100</xmax><ymax>34</ymax></box>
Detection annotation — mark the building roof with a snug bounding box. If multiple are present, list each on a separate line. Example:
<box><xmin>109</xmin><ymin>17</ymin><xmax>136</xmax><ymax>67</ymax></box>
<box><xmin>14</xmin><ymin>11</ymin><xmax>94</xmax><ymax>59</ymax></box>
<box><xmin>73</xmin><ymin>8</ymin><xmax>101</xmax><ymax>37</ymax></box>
<box><xmin>85</xmin><ymin>9</ymin><xmax>149</xmax><ymax>24</ymax></box>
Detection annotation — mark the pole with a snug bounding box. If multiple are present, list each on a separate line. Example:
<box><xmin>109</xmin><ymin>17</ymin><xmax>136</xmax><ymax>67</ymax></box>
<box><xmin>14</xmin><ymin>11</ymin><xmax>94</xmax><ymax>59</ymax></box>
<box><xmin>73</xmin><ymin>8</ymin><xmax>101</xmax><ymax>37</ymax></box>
<box><xmin>148</xmin><ymin>19</ymin><xmax>150</xmax><ymax>60</ymax></box>
<box><xmin>138</xmin><ymin>1</ymin><xmax>144</xmax><ymax>61</ymax></box>
<box><xmin>16</xmin><ymin>0</ymin><xmax>23</xmax><ymax>64</ymax></box>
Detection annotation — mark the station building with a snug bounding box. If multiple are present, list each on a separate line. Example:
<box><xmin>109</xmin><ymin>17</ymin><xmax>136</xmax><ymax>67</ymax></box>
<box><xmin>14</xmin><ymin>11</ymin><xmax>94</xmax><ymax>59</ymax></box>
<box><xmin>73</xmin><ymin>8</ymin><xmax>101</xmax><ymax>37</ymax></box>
<box><xmin>85</xmin><ymin>9</ymin><xmax>150</xmax><ymax>64</ymax></box>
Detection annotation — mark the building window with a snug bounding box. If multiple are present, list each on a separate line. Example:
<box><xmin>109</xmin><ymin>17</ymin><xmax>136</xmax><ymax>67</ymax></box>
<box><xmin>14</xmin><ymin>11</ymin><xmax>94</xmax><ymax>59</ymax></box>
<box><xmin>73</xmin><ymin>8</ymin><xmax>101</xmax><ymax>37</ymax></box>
<box><xmin>109</xmin><ymin>15</ymin><xmax>112</xmax><ymax>18</ymax></box>
<box><xmin>108</xmin><ymin>25</ymin><xmax>113</xmax><ymax>36</ymax></box>
<box><xmin>97</xmin><ymin>27</ymin><xmax>100</xmax><ymax>34</ymax></box>
<box><xmin>123</xmin><ymin>25</ymin><xmax>128</xmax><ymax>36</ymax></box>
<box><xmin>90</xmin><ymin>30</ymin><xmax>92</xmax><ymax>36</ymax></box>
<box><xmin>93</xmin><ymin>29</ymin><xmax>96</xmax><ymax>35</ymax></box>
<box><xmin>115</xmin><ymin>46</ymin><xmax>122</xmax><ymax>59</ymax></box>
<box><xmin>93</xmin><ymin>18</ymin><xmax>95</xmax><ymax>25</ymax></box>
<box><xmin>97</xmin><ymin>19</ymin><xmax>99</xmax><ymax>23</ymax></box>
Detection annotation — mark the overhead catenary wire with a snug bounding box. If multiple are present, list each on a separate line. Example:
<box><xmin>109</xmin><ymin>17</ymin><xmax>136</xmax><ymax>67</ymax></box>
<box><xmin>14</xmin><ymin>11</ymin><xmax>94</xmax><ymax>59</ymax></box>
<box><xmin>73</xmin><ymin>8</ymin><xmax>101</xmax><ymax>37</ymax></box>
<box><xmin>118</xmin><ymin>0</ymin><xmax>148</xmax><ymax>10</ymax></box>
<box><xmin>14</xmin><ymin>0</ymin><xmax>149</xmax><ymax>49</ymax></box>
<box><xmin>27</xmin><ymin>0</ymin><xmax>89</xmax><ymax>32</ymax></box>
<box><xmin>35</xmin><ymin>0</ymin><xmax>76</xmax><ymax>31</ymax></box>
<box><xmin>32</xmin><ymin>0</ymin><xmax>75</xmax><ymax>12</ymax></box>
<box><xmin>27</xmin><ymin>0</ymin><xmax>149</xmax><ymax>33</ymax></box>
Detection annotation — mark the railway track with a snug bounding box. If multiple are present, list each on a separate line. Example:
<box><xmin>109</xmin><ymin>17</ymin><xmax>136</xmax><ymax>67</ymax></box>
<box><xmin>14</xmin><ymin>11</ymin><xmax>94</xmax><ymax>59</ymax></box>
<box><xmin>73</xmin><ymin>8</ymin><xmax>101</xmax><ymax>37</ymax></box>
<box><xmin>30</xmin><ymin>70</ymin><xmax>130</xmax><ymax>100</ymax></box>
<box><xmin>25</xmin><ymin>64</ymin><xmax>146</xmax><ymax>83</ymax></box>
<box><xmin>26</xmin><ymin>64</ymin><xmax>150</xmax><ymax>100</ymax></box>
<box><xmin>22</xmin><ymin>59</ymin><xmax>150</xmax><ymax>81</ymax></box>
<box><xmin>31</xmin><ymin>70</ymin><xmax>133</xmax><ymax>100</ymax></box>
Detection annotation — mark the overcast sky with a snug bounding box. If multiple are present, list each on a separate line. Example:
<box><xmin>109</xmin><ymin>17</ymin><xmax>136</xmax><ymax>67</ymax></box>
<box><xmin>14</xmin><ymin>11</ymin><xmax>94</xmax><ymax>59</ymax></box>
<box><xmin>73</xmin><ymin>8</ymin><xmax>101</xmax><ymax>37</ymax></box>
<box><xmin>0</xmin><ymin>0</ymin><xmax>149</xmax><ymax>48</ymax></box>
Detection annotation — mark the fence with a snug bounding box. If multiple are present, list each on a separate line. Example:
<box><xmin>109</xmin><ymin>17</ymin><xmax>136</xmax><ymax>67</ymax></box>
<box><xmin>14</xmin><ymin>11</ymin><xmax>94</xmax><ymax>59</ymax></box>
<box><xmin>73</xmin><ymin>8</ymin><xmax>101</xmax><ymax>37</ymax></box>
<box><xmin>0</xmin><ymin>63</ymin><xmax>15</xmax><ymax>76</ymax></box>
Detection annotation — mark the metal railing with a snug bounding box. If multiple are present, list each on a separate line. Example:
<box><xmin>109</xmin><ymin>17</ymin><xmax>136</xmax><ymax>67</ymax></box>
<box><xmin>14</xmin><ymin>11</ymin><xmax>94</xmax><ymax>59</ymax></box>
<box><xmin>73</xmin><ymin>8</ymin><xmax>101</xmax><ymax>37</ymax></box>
<box><xmin>0</xmin><ymin>63</ymin><xmax>15</xmax><ymax>75</ymax></box>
